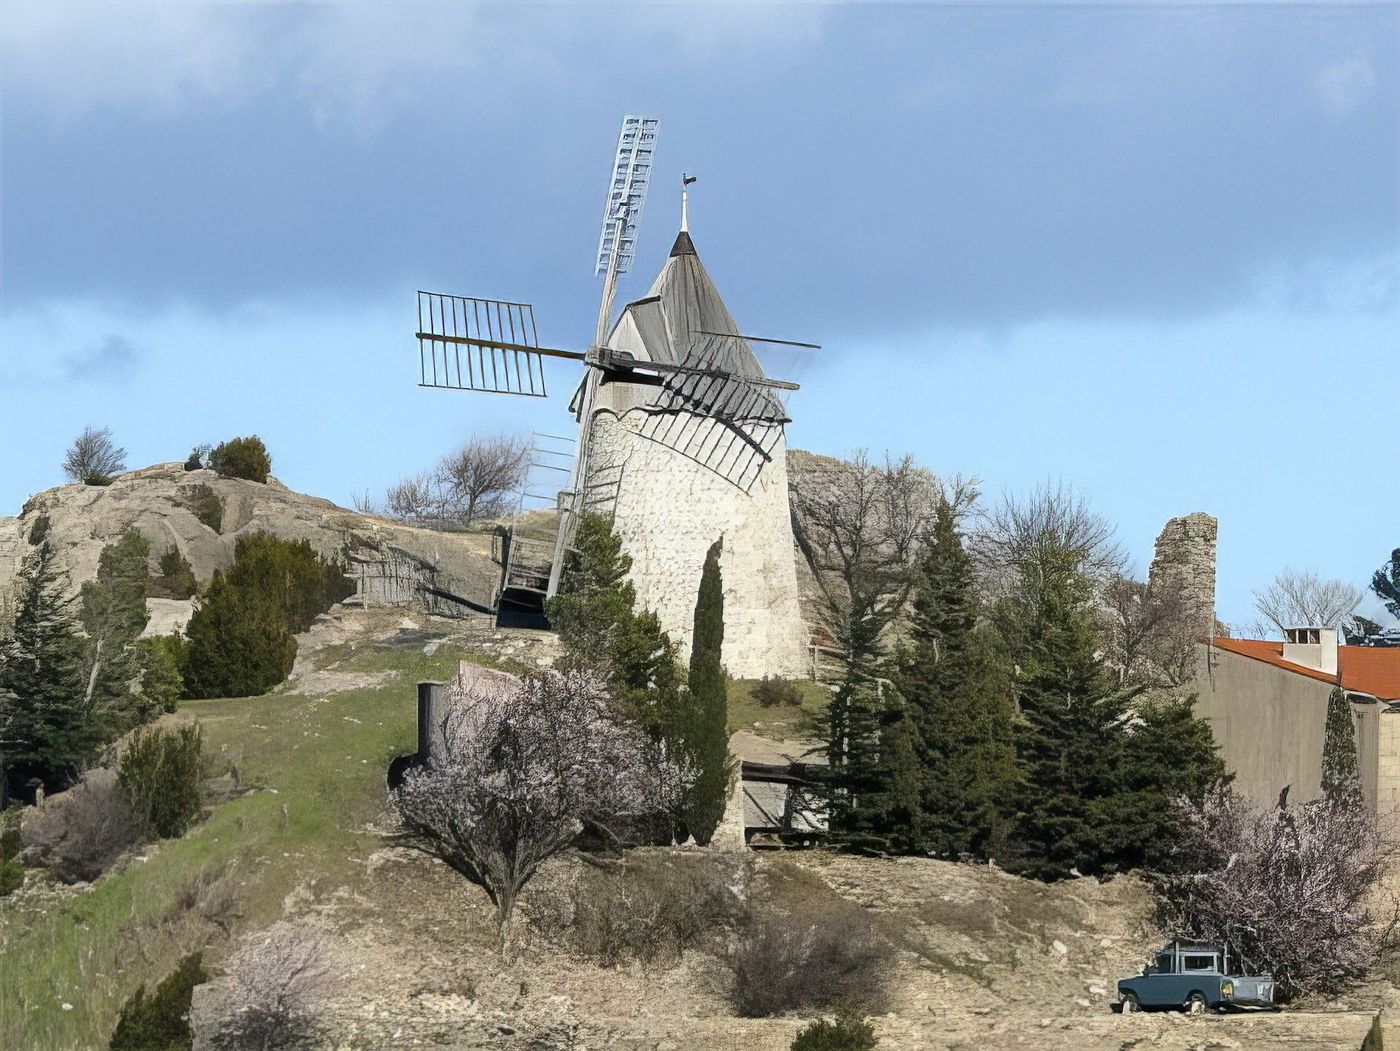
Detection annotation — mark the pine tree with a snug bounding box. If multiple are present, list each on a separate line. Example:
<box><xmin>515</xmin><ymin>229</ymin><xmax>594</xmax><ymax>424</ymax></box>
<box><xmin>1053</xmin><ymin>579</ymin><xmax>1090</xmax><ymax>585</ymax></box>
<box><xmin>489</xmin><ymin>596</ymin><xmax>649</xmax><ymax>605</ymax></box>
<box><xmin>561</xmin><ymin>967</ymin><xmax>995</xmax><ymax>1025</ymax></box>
<box><xmin>998</xmin><ymin>547</ymin><xmax>1133</xmax><ymax>879</ymax></box>
<box><xmin>889</xmin><ymin>499</ymin><xmax>1019</xmax><ymax>856</ymax></box>
<box><xmin>684</xmin><ymin>540</ymin><xmax>735</xmax><ymax>845</ymax></box>
<box><xmin>1321</xmin><ymin>686</ymin><xmax>1363</xmax><ymax>807</ymax></box>
<box><xmin>79</xmin><ymin>528</ymin><xmax>151</xmax><ymax>729</ymax></box>
<box><xmin>0</xmin><ymin>541</ymin><xmax>98</xmax><ymax>801</ymax></box>
<box><xmin>1373</xmin><ymin>549</ymin><xmax>1400</xmax><ymax>622</ymax></box>
<box><xmin>1113</xmin><ymin>694</ymin><xmax>1228</xmax><ymax>869</ymax></box>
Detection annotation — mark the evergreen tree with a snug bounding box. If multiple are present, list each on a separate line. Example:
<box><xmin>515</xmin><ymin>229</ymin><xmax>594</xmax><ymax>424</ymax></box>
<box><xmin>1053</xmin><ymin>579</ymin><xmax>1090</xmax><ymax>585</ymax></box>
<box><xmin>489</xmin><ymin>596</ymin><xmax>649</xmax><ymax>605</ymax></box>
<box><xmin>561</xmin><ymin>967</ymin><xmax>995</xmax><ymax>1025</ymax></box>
<box><xmin>684</xmin><ymin>540</ymin><xmax>735</xmax><ymax>845</ymax></box>
<box><xmin>80</xmin><ymin>528</ymin><xmax>152</xmax><ymax>729</ymax></box>
<box><xmin>1321</xmin><ymin>686</ymin><xmax>1363</xmax><ymax>807</ymax></box>
<box><xmin>1113</xmin><ymin>694</ymin><xmax>1229</xmax><ymax>869</ymax></box>
<box><xmin>1373</xmin><ymin>549</ymin><xmax>1400</xmax><ymax>622</ymax></box>
<box><xmin>0</xmin><ymin>541</ymin><xmax>98</xmax><ymax>801</ymax></box>
<box><xmin>182</xmin><ymin>570</ymin><xmax>298</xmax><ymax>699</ymax></box>
<box><xmin>997</xmin><ymin>547</ymin><xmax>1134</xmax><ymax>879</ymax></box>
<box><xmin>888</xmin><ymin>499</ymin><xmax>1019</xmax><ymax>856</ymax></box>
<box><xmin>547</xmin><ymin>514</ymin><xmax>685</xmax><ymax>738</ymax></box>
<box><xmin>181</xmin><ymin>533</ymin><xmax>350</xmax><ymax>699</ymax></box>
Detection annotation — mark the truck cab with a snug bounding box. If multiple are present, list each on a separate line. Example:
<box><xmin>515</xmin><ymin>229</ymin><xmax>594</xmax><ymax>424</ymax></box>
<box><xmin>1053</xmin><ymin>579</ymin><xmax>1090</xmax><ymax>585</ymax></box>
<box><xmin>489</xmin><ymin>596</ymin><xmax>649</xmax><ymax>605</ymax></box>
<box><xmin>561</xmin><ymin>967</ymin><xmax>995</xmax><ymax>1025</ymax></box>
<box><xmin>1116</xmin><ymin>941</ymin><xmax>1276</xmax><ymax>1013</ymax></box>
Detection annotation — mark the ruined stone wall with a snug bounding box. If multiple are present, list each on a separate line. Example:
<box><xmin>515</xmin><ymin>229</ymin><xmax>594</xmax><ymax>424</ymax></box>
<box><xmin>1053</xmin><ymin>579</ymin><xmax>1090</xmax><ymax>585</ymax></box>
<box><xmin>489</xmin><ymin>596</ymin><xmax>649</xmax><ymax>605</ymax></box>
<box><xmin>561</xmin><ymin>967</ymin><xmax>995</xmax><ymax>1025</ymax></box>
<box><xmin>1148</xmin><ymin>512</ymin><xmax>1218</xmax><ymax>639</ymax></box>
<box><xmin>586</xmin><ymin>408</ymin><xmax>809</xmax><ymax>679</ymax></box>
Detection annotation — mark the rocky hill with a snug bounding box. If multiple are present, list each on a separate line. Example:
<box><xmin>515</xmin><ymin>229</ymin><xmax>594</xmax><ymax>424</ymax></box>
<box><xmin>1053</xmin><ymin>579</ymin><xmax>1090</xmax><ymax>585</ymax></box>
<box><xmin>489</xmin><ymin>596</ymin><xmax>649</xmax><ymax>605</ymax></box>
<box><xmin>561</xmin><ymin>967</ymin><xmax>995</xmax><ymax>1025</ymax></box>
<box><xmin>0</xmin><ymin>463</ymin><xmax>500</xmax><ymax>625</ymax></box>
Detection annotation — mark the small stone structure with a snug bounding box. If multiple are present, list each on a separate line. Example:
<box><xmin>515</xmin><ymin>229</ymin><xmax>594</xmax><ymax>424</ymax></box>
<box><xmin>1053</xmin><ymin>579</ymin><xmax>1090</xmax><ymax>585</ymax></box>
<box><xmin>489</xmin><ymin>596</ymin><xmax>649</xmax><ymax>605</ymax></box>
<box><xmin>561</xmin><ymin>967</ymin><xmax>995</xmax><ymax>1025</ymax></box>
<box><xmin>1148</xmin><ymin>511</ymin><xmax>1218</xmax><ymax>639</ymax></box>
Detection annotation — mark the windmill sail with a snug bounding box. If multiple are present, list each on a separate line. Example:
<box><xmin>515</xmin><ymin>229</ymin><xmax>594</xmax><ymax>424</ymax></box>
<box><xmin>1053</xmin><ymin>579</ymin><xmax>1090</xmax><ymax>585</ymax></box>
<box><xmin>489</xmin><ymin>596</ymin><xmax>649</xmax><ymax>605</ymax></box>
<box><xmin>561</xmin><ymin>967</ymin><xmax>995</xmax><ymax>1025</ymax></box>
<box><xmin>417</xmin><ymin>292</ymin><xmax>582</xmax><ymax>398</ymax></box>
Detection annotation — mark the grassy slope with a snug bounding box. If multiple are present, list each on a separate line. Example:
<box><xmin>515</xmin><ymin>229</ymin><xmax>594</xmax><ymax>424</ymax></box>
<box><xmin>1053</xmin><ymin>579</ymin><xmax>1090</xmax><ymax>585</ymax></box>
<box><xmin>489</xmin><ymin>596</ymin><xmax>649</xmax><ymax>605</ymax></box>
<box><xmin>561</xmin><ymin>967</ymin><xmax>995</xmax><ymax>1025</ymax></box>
<box><xmin>0</xmin><ymin>641</ymin><xmax>474</xmax><ymax>1051</ymax></box>
<box><xmin>727</xmin><ymin>677</ymin><xmax>830</xmax><ymax>738</ymax></box>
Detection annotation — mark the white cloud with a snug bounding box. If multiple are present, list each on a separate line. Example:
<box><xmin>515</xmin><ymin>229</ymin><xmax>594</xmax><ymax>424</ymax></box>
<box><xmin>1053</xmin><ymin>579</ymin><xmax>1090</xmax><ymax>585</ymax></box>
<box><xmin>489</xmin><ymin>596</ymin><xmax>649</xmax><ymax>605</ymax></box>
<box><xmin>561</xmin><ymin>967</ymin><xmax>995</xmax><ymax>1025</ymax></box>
<box><xmin>1315</xmin><ymin>56</ymin><xmax>1377</xmax><ymax>117</ymax></box>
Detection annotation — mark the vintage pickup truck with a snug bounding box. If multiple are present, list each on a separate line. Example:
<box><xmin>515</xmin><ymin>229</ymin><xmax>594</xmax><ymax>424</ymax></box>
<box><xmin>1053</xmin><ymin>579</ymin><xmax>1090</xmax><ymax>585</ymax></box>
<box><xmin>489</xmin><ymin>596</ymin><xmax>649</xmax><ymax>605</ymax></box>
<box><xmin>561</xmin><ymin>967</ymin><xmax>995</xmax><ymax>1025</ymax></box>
<box><xmin>1116</xmin><ymin>941</ymin><xmax>1276</xmax><ymax>1013</ymax></box>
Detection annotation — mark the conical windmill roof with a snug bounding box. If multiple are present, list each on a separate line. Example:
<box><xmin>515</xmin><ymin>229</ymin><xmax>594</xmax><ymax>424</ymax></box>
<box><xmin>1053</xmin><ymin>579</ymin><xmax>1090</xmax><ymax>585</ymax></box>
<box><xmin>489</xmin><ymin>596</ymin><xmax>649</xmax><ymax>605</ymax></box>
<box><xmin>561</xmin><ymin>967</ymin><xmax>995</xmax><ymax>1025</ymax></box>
<box><xmin>610</xmin><ymin>231</ymin><xmax>766</xmax><ymax>380</ymax></box>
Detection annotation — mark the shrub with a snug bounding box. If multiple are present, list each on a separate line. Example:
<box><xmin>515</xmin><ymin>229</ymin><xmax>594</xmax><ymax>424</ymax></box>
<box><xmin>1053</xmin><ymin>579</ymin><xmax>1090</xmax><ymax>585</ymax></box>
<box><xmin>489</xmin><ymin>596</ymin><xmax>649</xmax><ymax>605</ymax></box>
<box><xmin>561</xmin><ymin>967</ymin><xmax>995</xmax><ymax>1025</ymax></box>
<box><xmin>182</xmin><ymin>485</ymin><xmax>224</xmax><ymax>534</ymax></box>
<box><xmin>533</xmin><ymin>854</ymin><xmax>739</xmax><ymax>967</ymax></box>
<box><xmin>0</xmin><ymin>860</ymin><xmax>21</xmax><ymax>897</ymax></box>
<box><xmin>183</xmin><ymin>443</ymin><xmax>211</xmax><ymax>472</ymax></box>
<box><xmin>791</xmin><ymin>1015</ymin><xmax>879</xmax><ymax>1051</ymax></box>
<box><xmin>0</xmin><ymin>812</ymin><xmax>24</xmax><ymax>897</ymax></box>
<box><xmin>22</xmin><ymin>768</ymin><xmax>138</xmax><ymax>883</ymax></box>
<box><xmin>754</xmin><ymin>675</ymin><xmax>804</xmax><ymax>709</ymax></box>
<box><xmin>191</xmin><ymin>922</ymin><xmax>328</xmax><ymax>1050</ymax></box>
<box><xmin>725</xmin><ymin>893</ymin><xmax>894</xmax><ymax>1018</ymax></box>
<box><xmin>119</xmin><ymin>725</ymin><xmax>205</xmax><ymax>840</ymax></box>
<box><xmin>181</xmin><ymin>534</ymin><xmax>353</xmax><ymax>699</ymax></box>
<box><xmin>134</xmin><ymin>637</ymin><xmax>187</xmax><ymax>717</ymax></box>
<box><xmin>151</xmin><ymin>547</ymin><xmax>198</xmax><ymax>600</ymax></box>
<box><xmin>209</xmin><ymin>436</ymin><xmax>272</xmax><ymax>483</ymax></box>
<box><xmin>109</xmin><ymin>952</ymin><xmax>208</xmax><ymax>1051</ymax></box>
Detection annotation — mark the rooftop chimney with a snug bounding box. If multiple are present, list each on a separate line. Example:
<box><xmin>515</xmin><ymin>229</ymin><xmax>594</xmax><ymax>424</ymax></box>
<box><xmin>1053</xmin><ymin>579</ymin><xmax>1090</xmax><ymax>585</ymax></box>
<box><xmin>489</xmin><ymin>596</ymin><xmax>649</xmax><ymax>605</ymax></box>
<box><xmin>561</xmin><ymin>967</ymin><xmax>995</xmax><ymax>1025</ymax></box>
<box><xmin>1282</xmin><ymin>626</ymin><xmax>1339</xmax><ymax>676</ymax></box>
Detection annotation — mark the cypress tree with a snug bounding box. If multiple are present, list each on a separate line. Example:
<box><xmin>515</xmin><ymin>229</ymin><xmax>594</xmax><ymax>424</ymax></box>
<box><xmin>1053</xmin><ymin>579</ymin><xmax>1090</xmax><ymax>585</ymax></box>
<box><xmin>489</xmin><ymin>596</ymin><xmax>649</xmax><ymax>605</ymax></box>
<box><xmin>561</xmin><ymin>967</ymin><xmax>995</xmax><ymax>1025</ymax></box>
<box><xmin>1321</xmin><ymin>686</ymin><xmax>1362</xmax><ymax>807</ymax></box>
<box><xmin>684</xmin><ymin>539</ymin><xmax>735</xmax><ymax>844</ymax></box>
<box><xmin>0</xmin><ymin>541</ymin><xmax>97</xmax><ymax>801</ymax></box>
<box><xmin>889</xmin><ymin>499</ymin><xmax>1019</xmax><ymax>857</ymax></box>
<box><xmin>1373</xmin><ymin>549</ymin><xmax>1400</xmax><ymax>622</ymax></box>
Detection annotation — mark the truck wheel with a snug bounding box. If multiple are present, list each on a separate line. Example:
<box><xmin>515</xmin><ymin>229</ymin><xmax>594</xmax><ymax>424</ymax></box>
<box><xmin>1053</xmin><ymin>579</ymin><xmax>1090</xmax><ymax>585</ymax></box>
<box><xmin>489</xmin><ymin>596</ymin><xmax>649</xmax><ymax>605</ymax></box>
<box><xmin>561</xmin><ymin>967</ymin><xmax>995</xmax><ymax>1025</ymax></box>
<box><xmin>1121</xmin><ymin>993</ymin><xmax>1140</xmax><ymax>1014</ymax></box>
<box><xmin>1186</xmin><ymin>992</ymin><xmax>1208</xmax><ymax>1014</ymax></box>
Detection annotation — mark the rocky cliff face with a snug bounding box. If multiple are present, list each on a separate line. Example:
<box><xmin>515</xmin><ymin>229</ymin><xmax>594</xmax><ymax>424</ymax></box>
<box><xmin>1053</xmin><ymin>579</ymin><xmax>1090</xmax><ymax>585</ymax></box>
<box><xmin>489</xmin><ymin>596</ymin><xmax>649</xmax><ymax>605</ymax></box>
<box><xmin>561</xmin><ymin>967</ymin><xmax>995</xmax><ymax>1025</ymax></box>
<box><xmin>0</xmin><ymin>463</ymin><xmax>500</xmax><ymax>618</ymax></box>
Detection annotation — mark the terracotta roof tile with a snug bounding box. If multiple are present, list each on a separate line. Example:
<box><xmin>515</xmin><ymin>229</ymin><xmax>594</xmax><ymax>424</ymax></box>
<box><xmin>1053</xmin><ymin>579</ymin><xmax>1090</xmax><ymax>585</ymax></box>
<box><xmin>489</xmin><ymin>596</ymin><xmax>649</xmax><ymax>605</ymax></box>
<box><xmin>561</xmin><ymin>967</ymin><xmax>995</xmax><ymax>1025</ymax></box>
<box><xmin>1209</xmin><ymin>638</ymin><xmax>1400</xmax><ymax>701</ymax></box>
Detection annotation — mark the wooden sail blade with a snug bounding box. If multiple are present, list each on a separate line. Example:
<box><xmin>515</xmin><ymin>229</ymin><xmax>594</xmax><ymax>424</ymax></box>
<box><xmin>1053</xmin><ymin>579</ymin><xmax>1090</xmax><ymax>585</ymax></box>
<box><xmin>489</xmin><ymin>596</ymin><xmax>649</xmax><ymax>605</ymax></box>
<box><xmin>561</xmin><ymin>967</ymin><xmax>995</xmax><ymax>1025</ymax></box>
<box><xmin>416</xmin><ymin>292</ymin><xmax>581</xmax><ymax>398</ymax></box>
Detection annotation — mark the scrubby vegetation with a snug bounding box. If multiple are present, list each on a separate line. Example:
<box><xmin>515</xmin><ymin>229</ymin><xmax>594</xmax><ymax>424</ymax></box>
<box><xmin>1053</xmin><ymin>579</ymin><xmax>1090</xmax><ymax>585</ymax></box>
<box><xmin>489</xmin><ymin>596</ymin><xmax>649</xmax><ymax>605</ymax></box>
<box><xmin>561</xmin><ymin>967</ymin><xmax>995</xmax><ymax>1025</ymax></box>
<box><xmin>532</xmin><ymin>853</ymin><xmax>739</xmax><ymax>967</ymax></box>
<box><xmin>209</xmin><ymin>435</ymin><xmax>272</xmax><ymax>483</ymax></box>
<box><xmin>150</xmin><ymin>546</ymin><xmax>198</xmax><ymax>600</ymax></box>
<box><xmin>791</xmin><ymin>1015</ymin><xmax>879</xmax><ymax>1051</ymax></box>
<box><xmin>182</xmin><ymin>484</ymin><xmax>224</xmax><ymax>534</ymax></box>
<box><xmin>753</xmin><ymin>675</ymin><xmax>804</xmax><ymax>709</ymax></box>
<box><xmin>724</xmin><ymin>888</ymin><xmax>895</xmax><ymax>1018</ymax></box>
<box><xmin>119</xmin><ymin>724</ymin><xmax>205</xmax><ymax>840</ymax></box>
<box><xmin>21</xmin><ymin>769</ymin><xmax>138</xmax><ymax>883</ymax></box>
<box><xmin>181</xmin><ymin>533</ymin><xmax>353</xmax><ymax>699</ymax></box>
<box><xmin>109</xmin><ymin>952</ymin><xmax>207</xmax><ymax>1051</ymax></box>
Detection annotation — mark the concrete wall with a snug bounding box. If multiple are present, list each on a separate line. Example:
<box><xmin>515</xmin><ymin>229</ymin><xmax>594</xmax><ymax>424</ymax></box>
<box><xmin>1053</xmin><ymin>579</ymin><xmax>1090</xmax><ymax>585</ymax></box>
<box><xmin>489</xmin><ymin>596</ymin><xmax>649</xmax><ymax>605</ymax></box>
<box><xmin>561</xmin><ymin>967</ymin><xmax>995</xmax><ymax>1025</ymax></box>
<box><xmin>1195</xmin><ymin>643</ymin><xmax>1382</xmax><ymax>812</ymax></box>
<box><xmin>586</xmin><ymin>405</ymin><xmax>809</xmax><ymax>679</ymax></box>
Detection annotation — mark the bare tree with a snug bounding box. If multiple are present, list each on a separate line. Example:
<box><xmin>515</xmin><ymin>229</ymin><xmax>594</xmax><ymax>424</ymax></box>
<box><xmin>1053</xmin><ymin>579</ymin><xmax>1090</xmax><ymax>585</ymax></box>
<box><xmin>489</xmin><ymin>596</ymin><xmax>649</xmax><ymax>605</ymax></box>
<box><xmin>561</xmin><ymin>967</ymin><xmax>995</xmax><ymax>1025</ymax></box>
<box><xmin>972</xmin><ymin>481</ymin><xmax>1127</xmax><ymax>605</ymax></box>
<box><xmin>789</xmin><ymin>449</ymin><xmax>938</xmax><ymax>659</ymax></box>
<box><xmin>379</xmin><ymin>434</ymin><xmax>530</xmax><ymax>527</ymax></box>
<box><xmin>194</xmin><ymin>921</ymin><xmax>330</xmax><ymax>1050</ymax></box>
<box><xmin>384</xmin><ymin>472</ymin><xmax>438</xmax><ymax>521</ymax></box>
<box><xmin>435</xmin><ymin>433</ymin><xmax>531</xmax><ymax>523</ymax></box>
<box><xmin>62</xmin><ymin>426</ymin><xmax>126</xmax><ymax>485</ymax></box>
<box><xmin>392</xmin><ymin>667</ymin><xmax>688</xmax><ymax>952</ymax></box>
<box><xmin>1252</xmin><ymin>568</ymin><xmax>1363</xmax><ymax>636</ymax></box>
<box><xmin>1102</xmin><ymin>574</ymin><xmax>1198</xmax><ymax>688</ymax></box>
<box><xmin>1154</xmin><ymin>790</ymin><xmax>1394</xmax><ymax>999</ymax></box>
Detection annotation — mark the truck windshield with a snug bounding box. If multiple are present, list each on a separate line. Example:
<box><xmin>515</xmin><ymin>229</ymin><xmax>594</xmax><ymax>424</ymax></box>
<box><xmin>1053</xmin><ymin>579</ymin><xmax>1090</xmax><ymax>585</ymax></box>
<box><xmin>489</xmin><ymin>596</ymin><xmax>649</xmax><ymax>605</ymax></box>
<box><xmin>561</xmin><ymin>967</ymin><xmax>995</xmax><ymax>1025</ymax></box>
<box><xmin>1182</xmin><ymin>955</ymin><xmax>1216</xmax><ymax>971</ymax></box>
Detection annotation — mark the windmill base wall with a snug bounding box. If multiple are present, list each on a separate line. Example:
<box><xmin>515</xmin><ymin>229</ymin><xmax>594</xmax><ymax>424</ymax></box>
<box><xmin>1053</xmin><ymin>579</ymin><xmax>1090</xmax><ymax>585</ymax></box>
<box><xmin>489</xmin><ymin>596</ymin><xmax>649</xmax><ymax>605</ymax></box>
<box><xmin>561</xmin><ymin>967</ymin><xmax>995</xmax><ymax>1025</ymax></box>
<box><xmin>586</xmin><ymin>409</ymin><xmax>809</xmax><ymax>679</ymax></box>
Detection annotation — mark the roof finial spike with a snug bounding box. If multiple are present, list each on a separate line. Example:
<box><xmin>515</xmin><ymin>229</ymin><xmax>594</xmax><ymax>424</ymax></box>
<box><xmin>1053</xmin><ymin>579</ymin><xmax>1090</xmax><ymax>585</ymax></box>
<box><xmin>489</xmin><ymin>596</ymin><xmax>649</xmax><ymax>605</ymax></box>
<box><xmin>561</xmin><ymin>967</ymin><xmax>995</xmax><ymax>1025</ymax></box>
<box><xmin>681</xmin><ymin>172</ymin><xmax>696</xmax><ymax>233</ymax></box>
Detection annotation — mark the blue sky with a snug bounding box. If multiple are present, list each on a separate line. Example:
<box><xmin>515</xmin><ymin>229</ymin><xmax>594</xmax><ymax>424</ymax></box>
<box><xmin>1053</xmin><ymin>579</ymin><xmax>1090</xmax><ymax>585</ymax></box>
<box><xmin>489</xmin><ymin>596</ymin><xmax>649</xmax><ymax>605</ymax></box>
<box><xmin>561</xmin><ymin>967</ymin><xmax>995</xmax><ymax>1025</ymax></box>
<box><xmin>1</xmin><ymin>1</ymin><xmax>1396</xmax><ymax>630</ymax></box>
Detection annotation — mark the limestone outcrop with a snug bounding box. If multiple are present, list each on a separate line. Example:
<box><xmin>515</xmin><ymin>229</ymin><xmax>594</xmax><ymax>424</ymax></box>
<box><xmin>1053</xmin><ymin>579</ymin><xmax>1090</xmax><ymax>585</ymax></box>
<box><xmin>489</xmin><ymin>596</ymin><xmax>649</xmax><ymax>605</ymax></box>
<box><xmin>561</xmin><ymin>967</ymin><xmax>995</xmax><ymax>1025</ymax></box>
<box><xmin>0</xmin><ymin>463</ymin><xmax>499</xmax><ymax>617</ymax></box>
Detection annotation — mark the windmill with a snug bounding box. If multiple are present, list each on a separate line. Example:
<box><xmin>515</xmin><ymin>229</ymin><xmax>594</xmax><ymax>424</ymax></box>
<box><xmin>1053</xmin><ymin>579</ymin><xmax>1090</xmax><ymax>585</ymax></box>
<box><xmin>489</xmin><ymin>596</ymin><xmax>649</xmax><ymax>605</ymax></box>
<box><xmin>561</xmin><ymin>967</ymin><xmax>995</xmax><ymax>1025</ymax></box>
<box><xmin>414</xmin><ymin>115</ymin><xmax>816</xmax><ymax>640</ymax></box>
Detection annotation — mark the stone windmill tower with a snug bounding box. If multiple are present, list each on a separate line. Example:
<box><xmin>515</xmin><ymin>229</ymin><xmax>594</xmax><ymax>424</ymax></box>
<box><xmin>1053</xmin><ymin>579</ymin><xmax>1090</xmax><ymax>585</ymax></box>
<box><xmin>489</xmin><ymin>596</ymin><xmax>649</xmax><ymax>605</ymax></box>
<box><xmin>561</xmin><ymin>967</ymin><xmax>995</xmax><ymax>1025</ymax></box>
<box><xmin>413</xmin><ymin>116</ymin><xmax>812</xmax><ymax>678</ymax></box>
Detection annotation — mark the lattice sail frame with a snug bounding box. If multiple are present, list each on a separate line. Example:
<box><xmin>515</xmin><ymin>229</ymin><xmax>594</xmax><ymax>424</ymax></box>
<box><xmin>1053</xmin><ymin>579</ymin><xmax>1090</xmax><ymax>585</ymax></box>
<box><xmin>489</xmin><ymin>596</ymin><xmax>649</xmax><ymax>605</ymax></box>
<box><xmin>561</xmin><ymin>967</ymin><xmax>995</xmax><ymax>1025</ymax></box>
<box><xmin>417</xmin><ymin>292</ymin><xmax>563</xmax><ymax>398</ymax></box>
<box><xmin>633</xmin><ymin>334</ymin><xmax>792</xmax><ymax>492</ymax></box>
